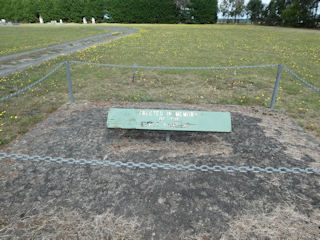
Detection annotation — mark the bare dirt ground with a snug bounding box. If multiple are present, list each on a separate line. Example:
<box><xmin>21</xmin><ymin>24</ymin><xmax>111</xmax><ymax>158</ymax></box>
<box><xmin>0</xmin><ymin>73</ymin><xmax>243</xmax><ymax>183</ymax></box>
<box><xmin>0</xmin><ymin>27</ymin><xmax>137</xmax><ymax>77</ymax></box>
<box><xmin>0</xmin><ymin>101</ymin><xmax>319</xmax><ymax>239</ymax></box>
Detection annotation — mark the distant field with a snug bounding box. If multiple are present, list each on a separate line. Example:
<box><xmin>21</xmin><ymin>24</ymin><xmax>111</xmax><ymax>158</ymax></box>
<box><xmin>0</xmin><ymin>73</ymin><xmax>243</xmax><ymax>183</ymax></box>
<box><xmin>0</xmin><ymin>24</ymin><xmax>319</xmax><ymax>146</ymax></box>
<box><xmin>0</xmin><ymin>24</ymin><xmax>109</xmax><ymax>56</ymax></box>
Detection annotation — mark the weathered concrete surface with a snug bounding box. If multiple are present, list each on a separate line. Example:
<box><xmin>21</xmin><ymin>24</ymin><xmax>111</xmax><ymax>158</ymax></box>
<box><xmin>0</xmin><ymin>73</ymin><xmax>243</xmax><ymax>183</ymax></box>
<box><xmin>0</xmin><ymin>26</ymin><xmax>138</xmax><ymax>77</ymax></box>
<box><xmin>1</xmin><ymin>101</ymin><xmax>320</xmax><ymax>239</ymax></box>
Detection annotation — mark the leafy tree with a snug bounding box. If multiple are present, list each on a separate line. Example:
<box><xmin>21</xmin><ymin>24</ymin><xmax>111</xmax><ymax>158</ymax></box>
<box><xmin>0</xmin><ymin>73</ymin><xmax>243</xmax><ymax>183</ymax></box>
<box><xmin>0</xmin><ymin>0</ymin><xmax>316</xmax><ymax>27</ymax></box>
<box><xmin>229</xmin><ymin>0</ymin><xmax>245</xmax><ymax>22</ymax></box>
<box><xmin>84</xmin><ymin>0</ymin><xmax>108</xmax><ymax>21</ymax></box>
<box><xmin>246</xmin><ymin>0</ymin><xmax>264</xmax><ymax>23</ymax></box>
<box><xmin>37</xmin><ymin>0</ymin><xmax>61</xmax><ymax>22</ymax></box>
<box><xmin>175</xmin><ymin>0</ymin><xmax>189</xmax><ymax>9</ymax></box>
<box><xmin>263</xmin><ymin>0</ymin><xmax>286</xmax><ymax>25</ymax></box>
<box><xmin>8</xmin><ymin>0</ymin><xmax>21</xmax><ymax>21</ymax></box>
<box><xmin>20</xmin><ymin>0</ymin><xmax>39</xmax><ymax>22</ymax></box>
<box><xmin>175</xmin><ymin>0</ymin><xmax>190</xmax><ymax>21</ymax></box>
<box><xmin>281</xmin><ymin>0</ymin><xmax>318</xmax><ymax>28</ymax></box>
<box><xmin>281</xmin><ymin>2</ymin><xmax>301</xmax><ymax>26</ymax></box>
<box><xmin>297</xmin><ymin>0</ymin><xmax>319</xmax><ymax>27</ymax></box>
<box><xmin>188</xmin><ymin>0</ymin><xmax>218</xmax><ymax>23</ymax></box>
<box><xmin>105</xmin><ymin>0</ymin><xmax>179</xmax><ymax>23</ymax></box>
<box><xmin>219</xmin><ymin>0</ymin><xmax>231</xmax><ymax>20</ymax></box>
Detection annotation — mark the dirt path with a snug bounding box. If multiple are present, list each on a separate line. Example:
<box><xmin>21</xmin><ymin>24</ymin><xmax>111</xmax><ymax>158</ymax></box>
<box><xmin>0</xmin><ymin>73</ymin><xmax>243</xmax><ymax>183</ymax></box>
<box><xmin>0</xmin><ymin>26</ymin><xmax>137</xmax><ymax>77</ymax></box>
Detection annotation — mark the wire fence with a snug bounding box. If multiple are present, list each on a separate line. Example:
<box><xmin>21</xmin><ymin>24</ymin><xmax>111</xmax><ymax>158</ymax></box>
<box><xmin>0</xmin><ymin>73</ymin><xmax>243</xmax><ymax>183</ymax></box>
<box><xmin>0</xmin><ymin>62</ymin><xmax>66</xmax><ymax>103</ymax></box>
<box><xmin>1</xmin><ymin>60</ymin><xmax>319</xmax><ymax>105</ymax></box>
<box><xmin>0</xmin><ymin>60</ymin><xmax>319</xmax><ymax>175</ymax></box>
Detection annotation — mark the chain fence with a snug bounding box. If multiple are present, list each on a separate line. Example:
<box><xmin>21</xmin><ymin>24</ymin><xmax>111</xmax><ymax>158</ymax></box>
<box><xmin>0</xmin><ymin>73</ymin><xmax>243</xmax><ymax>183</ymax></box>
<box><xmin>70</xmin><ymin>60</ymin><xmax>279</xmax><ymax>70</ymax></box>
<box><xmin>1</xmin><ymin>61</ymin><xmax>319</xmax><ymax>105</ymax></box>
<box><xmin>282</xmin><ymin>65</ymin><xmax>320</xmax><ymax>93</ymax></box>
<box><xmin>1</xmin><ymin>152</ymin><xmax>319</xmax><ymax>175</ymax></box>
<box><xmin>0</xmin><ymin>60</ymin><xmax>319</xmax><ymax>175</ymax></box>
<box><xmin>0</xmin><ymin>60</ymin><xmax>69</xmax><ymax>145</ymax></box>
<box><xmin>0</xmin><ymin>62</ymin><xmax>65</xmax><ymax>103</ymax></box>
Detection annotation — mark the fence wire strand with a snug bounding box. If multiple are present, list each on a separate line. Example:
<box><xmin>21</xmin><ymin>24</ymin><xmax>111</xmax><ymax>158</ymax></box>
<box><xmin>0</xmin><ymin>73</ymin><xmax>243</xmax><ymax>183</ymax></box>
<box><xmin>70</xmin><ymin>60</ymin><xmax>278</xmax><ymax>70</ymax></box>
<box><xmin>0</xmin><ymin>62</ymin><xmax>65</xmax><ymax>103</ymax></box>
<box><xmin>283</xmin><ymin>65</ymin><xmax>320</xmax><ymax>93</ymax></box>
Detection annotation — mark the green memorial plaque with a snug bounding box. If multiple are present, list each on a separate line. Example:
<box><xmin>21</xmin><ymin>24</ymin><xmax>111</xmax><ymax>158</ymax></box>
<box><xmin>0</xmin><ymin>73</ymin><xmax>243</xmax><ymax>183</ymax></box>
<box><xmin>107</xmin><ymin>108</ymin><xmax>232</xmax><ymax>132</ymax></box>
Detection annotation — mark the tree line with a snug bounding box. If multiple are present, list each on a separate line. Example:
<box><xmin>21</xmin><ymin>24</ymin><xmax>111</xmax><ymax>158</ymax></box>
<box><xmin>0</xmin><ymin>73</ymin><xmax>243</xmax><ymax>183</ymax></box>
<box><xmin>0</xmin><ymin>0</ymin><xmax>217</xmax><ymax>24</ymax></box>
<box><xmin>220</xmin><ymin>0</ymin><xmax>320</xmax><ymax>28</ymax></box>
<box><xmin>0</xmin><ymin>0</ymin><xmax>107</xmax><ymax>23</ymax></box>
<box><xmin>0</xmin><ymin>0</ymin><xmax>318</xmax><ymax>27</ymax></box>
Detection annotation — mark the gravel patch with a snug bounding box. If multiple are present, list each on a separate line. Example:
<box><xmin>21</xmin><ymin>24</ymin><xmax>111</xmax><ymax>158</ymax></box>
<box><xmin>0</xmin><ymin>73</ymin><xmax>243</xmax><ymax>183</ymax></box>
<box><xmin>1</xmin><ymin>101</ymin><xmax>319</xmax><ymax>239</ymax></box>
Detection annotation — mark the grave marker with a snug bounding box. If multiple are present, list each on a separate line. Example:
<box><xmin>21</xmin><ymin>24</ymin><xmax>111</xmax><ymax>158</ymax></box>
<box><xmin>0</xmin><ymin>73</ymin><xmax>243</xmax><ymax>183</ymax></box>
<box><xmin>107</xmin><ymin>108</ymin><xmax>232</xmax><ymax>132</ymax></box>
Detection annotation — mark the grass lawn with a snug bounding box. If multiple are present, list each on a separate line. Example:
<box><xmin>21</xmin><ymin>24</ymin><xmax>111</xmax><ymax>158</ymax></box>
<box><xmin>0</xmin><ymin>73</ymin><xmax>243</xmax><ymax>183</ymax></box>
<box><xmin>0</xmin><ymin>24</ymin><xmax>109</xmax><ymax>56</ymax></box>
<box><xmin>0</xmin><ymin>24</ymin><xmax>319</xmax><ymax>146</ymax></box>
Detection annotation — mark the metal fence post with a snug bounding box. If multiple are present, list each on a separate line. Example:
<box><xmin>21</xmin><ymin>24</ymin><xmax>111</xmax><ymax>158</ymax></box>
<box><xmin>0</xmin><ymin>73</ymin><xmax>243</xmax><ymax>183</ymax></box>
<box><xmin>65</xmin><ymin>61</ymin><xmax>75</xmax><ymax>103</ymax></box>
<box><xmin>132</xmin><ymin>63</ymin><xmax>137</xmax><ymax>83</ymax></box>
<box><xmin>166</xmin><ymin>132</ymin><xmax>171</xmax><ymax>142</ymax></box>
<box><xmin>270</xmin><ymin>64</ymin><xmax>283</xmax><ymax>109</ymax></box>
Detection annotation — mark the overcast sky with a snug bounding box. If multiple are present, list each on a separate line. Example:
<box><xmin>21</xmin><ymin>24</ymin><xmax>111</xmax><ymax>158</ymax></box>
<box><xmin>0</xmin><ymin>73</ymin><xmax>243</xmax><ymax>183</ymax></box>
<box><xmin>217</xmin><ymin>0</ymin><xmax>271</xmax><ymax>18</ymax></box>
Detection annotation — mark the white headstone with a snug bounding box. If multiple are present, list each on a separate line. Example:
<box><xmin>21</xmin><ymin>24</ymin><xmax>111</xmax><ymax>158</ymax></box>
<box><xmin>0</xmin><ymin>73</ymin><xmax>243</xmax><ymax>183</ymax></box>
<box><xmin>1</xmin><ymin>19</ymin><xmax>6</xmax><ymax>24</ymax></box>
<box><xmin>60</xmin><ymin>19</ymin><xmax>63</xmax><ymax>24</ymax></box>
<box><xmin>83</xmin><ymin>17</ymin><xmax>87</xmax><ymax>24</ymax></box>
<box><xmin>91</xmin><ymin>17</ymin><xmax>95</xmax><ymax>24</ymax></box>
<box><xmin>39</xmin><ymin>15</ymin><xmax>44</xmax><ymax>24</ymax></box>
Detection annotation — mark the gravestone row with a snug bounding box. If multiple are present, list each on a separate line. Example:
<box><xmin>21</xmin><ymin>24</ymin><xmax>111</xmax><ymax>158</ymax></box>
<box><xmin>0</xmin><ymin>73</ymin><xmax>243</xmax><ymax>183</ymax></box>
<box><xmin>38</xmin><ymin>16</ymin><xmax>95</xmax><ymax>24</ymax></box>
<box><xmin>0</xmin><ymin>19</ymin><xmax>19</xmax><ymax>25</ymax></box>
<box><xmin>82</xmin><ymin>17</ymin><xmax>96</xmax><ymax>24</ymax></box>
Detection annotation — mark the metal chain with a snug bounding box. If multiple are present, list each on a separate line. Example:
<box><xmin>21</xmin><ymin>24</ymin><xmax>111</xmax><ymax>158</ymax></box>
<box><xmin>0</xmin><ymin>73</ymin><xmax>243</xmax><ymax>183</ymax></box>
<box><xmin>1</xmin><ymin>61</ymin><xmax>318</xmax><ymax>104</ymax></box>
<box><xmin>0</xmin><ymin>152</ymin><xmax>319</xmax><ymax>175</ymax></box>
<box><xmin>0</xmin><ymin>62</ymin><xmax>65</xmax><ymax>103</ymax></box>
<box><xmin>283</xmin><ymin>66</ymin><xmax>320</xmax><ymax>93</ymax></box>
